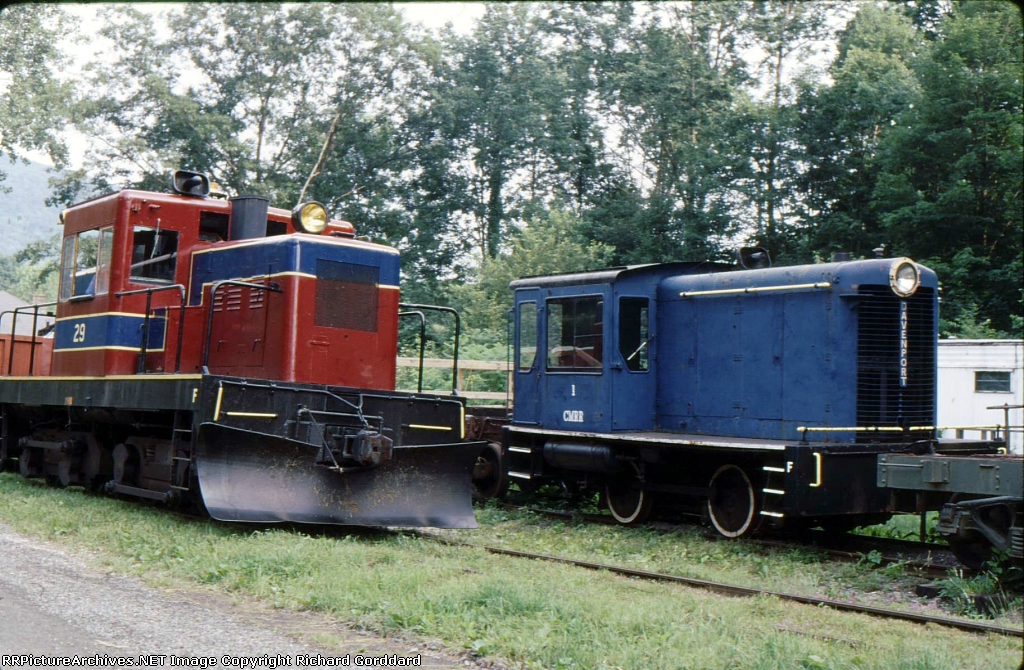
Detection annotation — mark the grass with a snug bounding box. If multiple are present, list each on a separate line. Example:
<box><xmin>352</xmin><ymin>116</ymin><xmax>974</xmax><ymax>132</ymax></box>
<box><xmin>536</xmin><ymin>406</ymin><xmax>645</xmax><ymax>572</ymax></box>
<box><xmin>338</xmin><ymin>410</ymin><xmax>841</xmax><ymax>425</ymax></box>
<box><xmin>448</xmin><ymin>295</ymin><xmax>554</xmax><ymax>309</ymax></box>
<box><xmin>1</xmin><ymin>473</ymin><xmax>1020</xmax><ymax>670</ymax></box>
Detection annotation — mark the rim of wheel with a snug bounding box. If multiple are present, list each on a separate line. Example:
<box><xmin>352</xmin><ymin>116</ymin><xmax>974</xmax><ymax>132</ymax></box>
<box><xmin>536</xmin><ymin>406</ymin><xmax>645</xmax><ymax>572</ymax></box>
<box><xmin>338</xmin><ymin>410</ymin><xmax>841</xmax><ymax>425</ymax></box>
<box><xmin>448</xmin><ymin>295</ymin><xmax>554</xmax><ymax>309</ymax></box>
<box><xmin>707</xmin><ymin>464</ymin><xmax>755</xmax><ymax>538</ymax></box>
<box><xmin>472</xmin><ymin>443</ymin><xmax>506</xmax><ymax>500</ymax></box>
<box><xmin>605</xmin><ymin>462</ymin><xmax>652</xmax><ymax>525</ymax></box>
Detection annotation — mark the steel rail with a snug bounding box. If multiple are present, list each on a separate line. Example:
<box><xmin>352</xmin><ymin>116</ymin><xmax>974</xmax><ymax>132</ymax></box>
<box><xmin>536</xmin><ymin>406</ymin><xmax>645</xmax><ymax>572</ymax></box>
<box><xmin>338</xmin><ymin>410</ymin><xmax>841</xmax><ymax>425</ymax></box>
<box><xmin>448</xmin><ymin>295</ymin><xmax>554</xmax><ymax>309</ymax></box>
<box><xmin>496</xmin><ymin>503</ymin><xmax>964</xmax><ymax>581</ymax></box>
<box><xmin>422</xmin><ymin>533</ymin><xmax>1021</xmax><ymax>638</ymax></box>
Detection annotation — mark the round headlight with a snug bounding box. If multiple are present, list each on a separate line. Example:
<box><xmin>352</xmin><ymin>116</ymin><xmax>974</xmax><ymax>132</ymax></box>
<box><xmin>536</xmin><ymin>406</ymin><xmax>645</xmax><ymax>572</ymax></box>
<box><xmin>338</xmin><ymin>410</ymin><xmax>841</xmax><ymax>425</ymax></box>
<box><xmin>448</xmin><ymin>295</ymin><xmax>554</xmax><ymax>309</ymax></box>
<box><xmin>889</xmin><ymin>259</ymin><xmax>920</xmax><ymax>297</ymax></box>
<box><xmin>292</xmin><ymin>202</ymin><xmax>328</xmax><ymax>234</ymax></box>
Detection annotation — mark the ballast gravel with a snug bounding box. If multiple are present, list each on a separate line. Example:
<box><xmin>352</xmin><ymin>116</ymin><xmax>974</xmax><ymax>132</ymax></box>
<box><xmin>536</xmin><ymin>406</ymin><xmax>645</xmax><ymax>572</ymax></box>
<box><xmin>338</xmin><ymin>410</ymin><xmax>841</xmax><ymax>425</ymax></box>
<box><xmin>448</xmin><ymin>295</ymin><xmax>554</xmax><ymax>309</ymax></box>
<box><xmin>0</xmin><ymin>522</ymin><xmax>493</xmax><ymax>669</ymax></box>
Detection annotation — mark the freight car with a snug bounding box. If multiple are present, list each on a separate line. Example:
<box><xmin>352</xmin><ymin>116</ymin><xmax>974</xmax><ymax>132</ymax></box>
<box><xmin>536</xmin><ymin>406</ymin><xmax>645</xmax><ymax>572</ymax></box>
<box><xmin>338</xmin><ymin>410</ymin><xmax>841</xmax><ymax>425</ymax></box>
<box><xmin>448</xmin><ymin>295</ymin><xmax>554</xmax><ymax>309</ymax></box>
<box><xmin>485</xmin><ymin>250</ymin><xmax>1020</xmax><ymax>563</ymax></box>
<box><xmin>0</xmin><ymin>171</ymin><xmax>481</xmax><ymax>528</ymax></box>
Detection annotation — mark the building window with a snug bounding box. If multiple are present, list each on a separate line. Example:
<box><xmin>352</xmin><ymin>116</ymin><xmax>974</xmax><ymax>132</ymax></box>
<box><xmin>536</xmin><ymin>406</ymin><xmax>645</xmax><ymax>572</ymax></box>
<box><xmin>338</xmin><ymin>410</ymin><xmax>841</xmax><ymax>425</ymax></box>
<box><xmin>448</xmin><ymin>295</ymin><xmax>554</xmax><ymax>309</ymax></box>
<box><xmin>618</xmin><ymin>297</ymin><xmax>650</xmax><ymax>372</ymax></box>
<box><xmin>517</xmin><ymin>302</ymin><xmax>537</xmax><ymax>371</ymax></box>
<box><xmin>975</xmin><ymin>371</ymin><xmax>1012</xmax><ymax>393</ymax></box>
<box><xmin>547</xmin><ymin>295</ymin><xmax>603</xmax><ymax>371</ymax></box>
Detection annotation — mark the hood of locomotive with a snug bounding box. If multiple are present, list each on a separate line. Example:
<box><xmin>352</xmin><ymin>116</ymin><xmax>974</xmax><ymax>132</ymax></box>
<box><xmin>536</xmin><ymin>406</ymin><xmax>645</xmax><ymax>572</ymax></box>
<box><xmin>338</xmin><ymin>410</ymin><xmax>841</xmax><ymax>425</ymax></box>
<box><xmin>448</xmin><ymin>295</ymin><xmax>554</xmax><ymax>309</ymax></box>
<box><xmin>656</xmin><ymin>258</ymin><xmax>938</xmax><ymax>443</ymax></box>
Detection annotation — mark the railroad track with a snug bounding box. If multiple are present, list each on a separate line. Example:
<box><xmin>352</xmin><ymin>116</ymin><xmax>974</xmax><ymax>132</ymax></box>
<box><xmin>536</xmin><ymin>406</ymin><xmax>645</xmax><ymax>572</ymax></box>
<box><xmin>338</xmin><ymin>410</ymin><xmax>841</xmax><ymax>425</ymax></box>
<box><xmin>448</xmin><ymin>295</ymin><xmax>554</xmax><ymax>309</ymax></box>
<box><xmin>494</xmin><ymin>502</ymin><xmax>963</xmax><ymax>579</ymax></box>
<box><xmin>421</xmin><ymin>532</ymin><xmax>1022</xmax><ymax>639</ymax></box>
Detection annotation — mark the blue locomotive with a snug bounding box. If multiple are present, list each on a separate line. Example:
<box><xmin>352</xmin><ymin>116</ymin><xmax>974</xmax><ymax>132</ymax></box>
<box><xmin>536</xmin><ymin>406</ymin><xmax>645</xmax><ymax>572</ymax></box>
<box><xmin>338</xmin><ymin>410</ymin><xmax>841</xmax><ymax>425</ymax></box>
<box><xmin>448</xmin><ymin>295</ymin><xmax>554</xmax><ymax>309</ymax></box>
<box><xmin>496</xmin><ymin>250</ymin><xmax>1008</xmax><ymax>538</ymax></box>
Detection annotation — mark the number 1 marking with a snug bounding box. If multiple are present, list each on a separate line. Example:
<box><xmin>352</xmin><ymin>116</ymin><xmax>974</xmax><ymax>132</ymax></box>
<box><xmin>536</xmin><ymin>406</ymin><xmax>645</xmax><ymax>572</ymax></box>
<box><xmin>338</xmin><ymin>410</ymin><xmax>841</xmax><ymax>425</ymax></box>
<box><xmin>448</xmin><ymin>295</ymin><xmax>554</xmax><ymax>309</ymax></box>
<box><xmin>572</xmin><ymin>384</ymin><xmax>576</xmax><ymax>397</ymax></box>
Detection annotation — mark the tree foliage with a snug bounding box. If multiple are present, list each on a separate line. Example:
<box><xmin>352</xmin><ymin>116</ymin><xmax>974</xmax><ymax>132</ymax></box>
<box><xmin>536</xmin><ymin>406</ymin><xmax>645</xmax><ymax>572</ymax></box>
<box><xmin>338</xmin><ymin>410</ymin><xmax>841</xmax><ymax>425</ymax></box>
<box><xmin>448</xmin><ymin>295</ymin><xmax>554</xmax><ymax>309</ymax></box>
<box><xmin>1</xmin><ymin>1</ymin><xmax>1020</xmax><ymax>339</ymax></box>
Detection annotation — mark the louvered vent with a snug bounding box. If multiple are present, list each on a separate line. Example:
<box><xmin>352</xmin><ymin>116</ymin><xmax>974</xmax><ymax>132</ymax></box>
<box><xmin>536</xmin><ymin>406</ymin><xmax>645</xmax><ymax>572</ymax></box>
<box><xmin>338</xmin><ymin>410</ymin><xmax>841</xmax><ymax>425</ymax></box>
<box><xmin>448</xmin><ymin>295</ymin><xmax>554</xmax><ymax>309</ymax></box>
<box><xmin>212</xmin><ymin>285</ymin><xmax>243</xmax><ymax>312</ymax></box>
<box><xmin>315</xmin><ymin>260</ymin><xmax>380</xmax><ymax>332</ymax></box>
<box><xmin>855</xmin><ymin>285</ymin><xmax>935</xmax><ymax>442</ymax></box>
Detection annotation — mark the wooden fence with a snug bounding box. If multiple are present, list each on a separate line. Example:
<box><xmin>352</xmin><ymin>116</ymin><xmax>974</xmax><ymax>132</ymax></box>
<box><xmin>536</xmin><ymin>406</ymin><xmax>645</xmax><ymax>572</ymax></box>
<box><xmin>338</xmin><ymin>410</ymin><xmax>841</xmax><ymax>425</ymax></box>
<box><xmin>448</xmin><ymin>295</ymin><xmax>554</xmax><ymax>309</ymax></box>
<box><xmin>396</xmin><ymin>356</ymin><xmax>511</xmax><ymax>401</ymax></box>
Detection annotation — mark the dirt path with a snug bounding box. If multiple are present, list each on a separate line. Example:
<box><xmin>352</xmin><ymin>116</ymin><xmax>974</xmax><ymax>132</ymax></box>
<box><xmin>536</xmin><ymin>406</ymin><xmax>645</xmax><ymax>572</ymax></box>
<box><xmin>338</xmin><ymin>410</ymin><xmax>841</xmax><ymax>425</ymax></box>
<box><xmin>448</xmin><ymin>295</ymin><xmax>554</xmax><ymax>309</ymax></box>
<box><xmin>0</xmin><ymin>522</ymin><xmax>493</xmax><ymax>669</ymax></box>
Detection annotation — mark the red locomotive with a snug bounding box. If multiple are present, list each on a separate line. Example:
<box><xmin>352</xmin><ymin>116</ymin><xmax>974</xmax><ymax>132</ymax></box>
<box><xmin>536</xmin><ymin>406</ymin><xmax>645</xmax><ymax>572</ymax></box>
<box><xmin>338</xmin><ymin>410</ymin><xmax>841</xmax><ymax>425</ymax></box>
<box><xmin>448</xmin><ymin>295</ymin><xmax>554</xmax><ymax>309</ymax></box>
<box><xmin>0</xmin><ymin>171</ymin><xmax>480</xmax><ymax>528</ymax></box>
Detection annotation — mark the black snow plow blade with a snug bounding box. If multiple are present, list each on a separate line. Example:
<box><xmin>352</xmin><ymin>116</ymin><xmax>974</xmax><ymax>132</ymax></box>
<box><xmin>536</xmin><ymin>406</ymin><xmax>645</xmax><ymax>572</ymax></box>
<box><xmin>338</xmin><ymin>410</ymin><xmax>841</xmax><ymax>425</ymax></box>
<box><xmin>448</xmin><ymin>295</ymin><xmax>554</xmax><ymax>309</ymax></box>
<box><xmin>195</xmin><ymin>423</ymin><xmax>479</xmax><ymax>528</ymax></box>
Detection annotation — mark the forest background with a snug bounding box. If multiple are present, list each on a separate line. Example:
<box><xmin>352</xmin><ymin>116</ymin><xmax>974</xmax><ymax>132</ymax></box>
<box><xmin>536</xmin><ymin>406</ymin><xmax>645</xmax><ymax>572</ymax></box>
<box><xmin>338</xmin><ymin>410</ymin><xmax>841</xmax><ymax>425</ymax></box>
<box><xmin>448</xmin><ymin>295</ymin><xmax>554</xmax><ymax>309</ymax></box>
<box><xmin>0</xmin><ymin>1</ymin><xmax>1020</xmax><ymax>368</ymax></box>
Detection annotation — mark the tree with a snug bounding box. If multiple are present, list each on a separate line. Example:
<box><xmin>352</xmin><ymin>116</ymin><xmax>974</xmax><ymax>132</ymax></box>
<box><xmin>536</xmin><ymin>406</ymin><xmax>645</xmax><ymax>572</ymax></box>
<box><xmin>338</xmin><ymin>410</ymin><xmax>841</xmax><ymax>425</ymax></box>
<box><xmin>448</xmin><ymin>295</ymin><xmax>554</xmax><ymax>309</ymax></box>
<box><xmin>0</xmin><ymin>5</ymin><xmax>75</xmax><ymax>185</ymax></box>
<box><xmin>872</xmin><ymin>2</ymin><xmax>1023</xmax><ymax>335</ymax></box>
<box><xmin>794</xmin><ymin>4</ymin><xmax>924</xmax><ymax>259</ymax></box>
<box><xmin>449</xmin><ymin>209</ymin><xmax>614</xmax><ymax>339</ymax></box>
<box><xmin>584</xmin><ymin>1</ymin><xmax>750</xmax><ymax>265</ymax></box>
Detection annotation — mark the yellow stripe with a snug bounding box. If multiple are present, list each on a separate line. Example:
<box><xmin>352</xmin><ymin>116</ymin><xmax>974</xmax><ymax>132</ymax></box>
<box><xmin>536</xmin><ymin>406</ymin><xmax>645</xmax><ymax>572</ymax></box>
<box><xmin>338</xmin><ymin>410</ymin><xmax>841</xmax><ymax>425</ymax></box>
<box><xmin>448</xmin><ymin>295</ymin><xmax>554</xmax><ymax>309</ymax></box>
<box><xmin>0</xmin><ymin>374</ymin><xmax>202</xmax><ymax>382</ymax></box>
<box><xmin>52</xmin><ymin>345</ymin><xmax>166</xmax><ymax>353</ymax></box>
<box><xmin>408</xmin><ymin>424</ymin><xmax>453</xmax><ymax>432</ymax></box>
<box><xmin>55</xmin><ymin>311</ymin><xmax>160</xmax><ymax>322</ymax></box>
<box><xmin>378</xmin><ymin>284</ymin><xmax>400</xmax><ymax>291</ymax></box>
<box><xmin>213</xmin><ymin>385</ymin><xmax>224</xmax><ymax>421</ymax></box>
<box><xmin>224</xmin><ymin>411</ymin><xmax>278</xmax><ymax>419</ymax></box>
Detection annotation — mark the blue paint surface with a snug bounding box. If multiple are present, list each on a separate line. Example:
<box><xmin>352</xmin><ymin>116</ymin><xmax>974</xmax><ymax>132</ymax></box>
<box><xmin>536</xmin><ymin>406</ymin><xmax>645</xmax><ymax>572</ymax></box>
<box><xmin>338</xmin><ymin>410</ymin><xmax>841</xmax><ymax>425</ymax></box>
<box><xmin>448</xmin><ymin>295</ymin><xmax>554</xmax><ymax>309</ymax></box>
<box><xmin>188</xmin><ymin>237</ymin><xmax>400</xmax><ymax>305</ymax></box>
<box><xmin>54</xmin><ymin>313</ymin><xmax>166</xmax><ymax>352</ymax></box>
<box><xmin>511</xmin><ymin>258</ymin><xmax>939</xmax><ymax>442</ymax></box>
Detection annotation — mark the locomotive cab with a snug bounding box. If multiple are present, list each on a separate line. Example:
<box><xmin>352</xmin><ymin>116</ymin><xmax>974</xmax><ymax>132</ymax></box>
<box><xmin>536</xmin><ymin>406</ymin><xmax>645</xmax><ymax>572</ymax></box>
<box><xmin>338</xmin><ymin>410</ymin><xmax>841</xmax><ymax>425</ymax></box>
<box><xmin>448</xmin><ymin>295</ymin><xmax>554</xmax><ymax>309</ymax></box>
<box><xmin>51</xmin><ymin>173</ymin><xmax>398</xmax><ymax>389</ymax></box>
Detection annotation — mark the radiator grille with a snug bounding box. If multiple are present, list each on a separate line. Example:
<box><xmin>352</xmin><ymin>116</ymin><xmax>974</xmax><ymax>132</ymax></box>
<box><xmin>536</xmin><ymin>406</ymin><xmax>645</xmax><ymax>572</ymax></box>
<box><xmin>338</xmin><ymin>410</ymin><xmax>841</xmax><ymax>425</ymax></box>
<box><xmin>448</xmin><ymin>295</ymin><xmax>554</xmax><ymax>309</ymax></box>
<box><xmin>315</xmin><ymin>260</ymin><xmax>379</xmax><ymax>332</ymax></box>
<box><xmin>856</xmin><ymin>285</ymin><xmax>935</xmax><ymax>441</ymax></box>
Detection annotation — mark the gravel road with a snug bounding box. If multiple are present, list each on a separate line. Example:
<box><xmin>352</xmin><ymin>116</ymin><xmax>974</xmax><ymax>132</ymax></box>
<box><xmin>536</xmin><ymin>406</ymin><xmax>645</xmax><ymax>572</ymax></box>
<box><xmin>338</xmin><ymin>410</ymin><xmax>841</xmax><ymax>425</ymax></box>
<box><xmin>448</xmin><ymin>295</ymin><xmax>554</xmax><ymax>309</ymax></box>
<box><xmin>0</xmin><ymin>522</ymin><xmax>491</xmax><ymax>669</ymax></box>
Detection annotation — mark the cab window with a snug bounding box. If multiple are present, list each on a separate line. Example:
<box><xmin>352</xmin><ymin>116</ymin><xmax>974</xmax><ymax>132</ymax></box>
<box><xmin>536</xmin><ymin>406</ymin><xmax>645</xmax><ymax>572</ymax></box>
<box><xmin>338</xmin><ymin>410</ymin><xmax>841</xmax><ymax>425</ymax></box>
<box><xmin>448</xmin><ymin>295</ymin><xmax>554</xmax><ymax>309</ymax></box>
<box><xmin>130</xmin><ymin>227</ymin><xmax>178</xmax><ymax>283</ymax></box>
<box><xmin>517</xmin><ymin>301</ymin><xmax>538</xmax><ymax>371</ymax></box>
<box><xmin>546</xmin><ymin>296</ymin><xmax>603</xmax><ymax>371</ymax></box>
<box><xmin>618</xmin><ymin>297</ymin><xmax>650</xmax><ymax>372</ymax></box>
<box><xmin>60</xmin><ymin>229</ymin><xmax>102</xmax><ymax>300</ymax></box>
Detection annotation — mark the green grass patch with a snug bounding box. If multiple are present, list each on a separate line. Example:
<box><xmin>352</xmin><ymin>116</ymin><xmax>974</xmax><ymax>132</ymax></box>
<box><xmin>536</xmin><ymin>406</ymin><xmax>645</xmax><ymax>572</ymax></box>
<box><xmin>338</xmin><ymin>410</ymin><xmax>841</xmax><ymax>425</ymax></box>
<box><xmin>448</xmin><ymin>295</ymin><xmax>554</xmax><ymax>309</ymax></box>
<box><xmin>0</xmin><ymin>473</ymin><xmax>1019</xmax><ymax>670</ymax></box>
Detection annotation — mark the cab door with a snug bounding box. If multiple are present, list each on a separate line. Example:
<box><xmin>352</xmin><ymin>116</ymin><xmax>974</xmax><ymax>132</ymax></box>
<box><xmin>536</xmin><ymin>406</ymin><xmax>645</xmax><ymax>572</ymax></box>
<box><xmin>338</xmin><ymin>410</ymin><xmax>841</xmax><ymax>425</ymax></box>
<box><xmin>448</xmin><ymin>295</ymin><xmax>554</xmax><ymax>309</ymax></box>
<box><xmin>610</xmin><ymin>295</ymin><xmax>655</xmax><ymax>431</ymax></box>
<box><xmin>540</xmin><ymin>290</ymin><xmax>611</xmax><ymax>433</ymax></box>
<box><xmin>511</xmin><ymin>294</ymin><xmax>540</xmax><ymax>424</ymax></box>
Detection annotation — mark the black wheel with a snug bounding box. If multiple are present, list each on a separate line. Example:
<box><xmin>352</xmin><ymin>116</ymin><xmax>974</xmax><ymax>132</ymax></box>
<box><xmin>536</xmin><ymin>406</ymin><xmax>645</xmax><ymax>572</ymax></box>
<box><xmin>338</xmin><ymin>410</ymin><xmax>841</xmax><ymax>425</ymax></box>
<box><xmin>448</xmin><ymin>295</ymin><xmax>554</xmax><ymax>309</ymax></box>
<box><xmin>605</xmin><ymin>461</ymin><xmax>653</xmax><ymax>525</ymax></box>
<box><xmin>472</xmin><ymin>442</ymin><xmax>509</xmax><ymax>501</ymax></box>
<box><xmin>707</xmin><ymin>464</ymin><xmax>758</xmax><ymax>538</ymax></box>
<box><xmin>0</xmin><ymin>439</ymin><xmax>8</xmax><ymax>472</ymax></box>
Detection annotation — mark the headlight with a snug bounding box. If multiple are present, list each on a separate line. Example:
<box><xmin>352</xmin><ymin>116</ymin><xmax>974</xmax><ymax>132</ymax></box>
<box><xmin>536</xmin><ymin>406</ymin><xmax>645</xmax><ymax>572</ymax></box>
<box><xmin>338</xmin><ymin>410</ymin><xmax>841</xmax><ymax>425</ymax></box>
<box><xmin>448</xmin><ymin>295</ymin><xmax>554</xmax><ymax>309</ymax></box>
<box><xmin>889</xmin><ymin>259</ymin><xmax>920</xmax><ymax>297</ymax></box>
<box><xmin>292</xmin><ymin>202</ymin><xmax>328</xmax><ymax>234</ymax></box>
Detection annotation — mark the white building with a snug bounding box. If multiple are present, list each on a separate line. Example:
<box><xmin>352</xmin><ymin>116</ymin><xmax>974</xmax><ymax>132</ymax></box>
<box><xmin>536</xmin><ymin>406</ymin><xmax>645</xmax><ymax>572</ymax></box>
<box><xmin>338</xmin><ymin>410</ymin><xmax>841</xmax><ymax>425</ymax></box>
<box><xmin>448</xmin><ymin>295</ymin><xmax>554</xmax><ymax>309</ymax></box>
<box><xmin>937</xmin><ymin>339</ymin><xmax>1023</xmax><ymax>454</ymax></box>
<box><xmin>0</xmin><ymin>290</ymin><xmax>55</xmax><ymax>336</ymax></box>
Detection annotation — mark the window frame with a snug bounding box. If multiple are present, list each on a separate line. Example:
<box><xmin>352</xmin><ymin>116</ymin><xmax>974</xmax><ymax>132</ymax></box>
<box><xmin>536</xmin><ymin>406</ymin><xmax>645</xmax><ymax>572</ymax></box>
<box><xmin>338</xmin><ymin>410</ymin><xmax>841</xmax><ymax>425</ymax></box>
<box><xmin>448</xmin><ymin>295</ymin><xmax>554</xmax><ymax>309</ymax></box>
<box><xmin>545</xmin><ymin>294</ymin><xmax>604</xmax><ymax>374</ymax></box>
<box><xmin>60</xmin><ymin>228</ymin><xmax>108</xmax><ymax>302</ymax></box>
<box><xmin>516</xmin><ymin>301</ymin><xmax>538</xmax><ymax>372</ymax></box>
<box><xmin>617</xmin><ymin>296</ymin><xmax>651</xmax><ymax>373</ymax></box>
<box><xmin>129</xmin><ymin>226</ymin><xmax>179</xmax><ymax>285</ymax></box>
<box><xmin>974</xmin><ymin>370</ymin><xmax>1012</xmax><ymax>394</ymax></box>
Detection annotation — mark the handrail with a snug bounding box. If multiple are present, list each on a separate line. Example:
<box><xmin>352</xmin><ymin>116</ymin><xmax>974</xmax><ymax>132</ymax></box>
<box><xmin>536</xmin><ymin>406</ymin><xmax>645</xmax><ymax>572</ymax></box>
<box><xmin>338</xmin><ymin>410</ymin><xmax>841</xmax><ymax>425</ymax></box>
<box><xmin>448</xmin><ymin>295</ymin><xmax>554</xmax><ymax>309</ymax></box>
<box><xmin>3</xmin><ymin>301</ymin><xmax>57</xmax><ymax>377</ymax></box>
<box><xmin>115</xmin><ymin>284</ymin><xmax>186</xmax><ymax>373</ymax></box>
<box><xmin>399</xmin><ymin>303</ymin><xmax>461</xmax><ymax>396</ymax></box>
<box><xmin>398</xmin><ymin>310</ymin><xmax>426</xmax><ymax>393</ymax></box>
<box><xmin>202</xmin><ymin>280</ymin><xmax>282</xmax><ymax>369</ymax></box>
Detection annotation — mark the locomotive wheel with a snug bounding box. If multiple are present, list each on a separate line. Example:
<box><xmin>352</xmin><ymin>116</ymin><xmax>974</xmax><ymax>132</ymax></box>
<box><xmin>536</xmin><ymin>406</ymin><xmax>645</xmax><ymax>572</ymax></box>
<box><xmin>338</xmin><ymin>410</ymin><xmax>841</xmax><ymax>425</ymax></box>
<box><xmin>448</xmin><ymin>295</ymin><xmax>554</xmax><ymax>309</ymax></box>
<box><xmin>605</xmin><ymin>461</ymin><xmax>653</xmax><ymax>525</ymax></box>
<box><xmin>707</xmin><ymin>464</ymin><xmax>758</xmax><ymax>538</ymax></box>
<box><xmin>472</xmin><ymin>442</ymin><xmax>509</xmax><ymax>501</ymax></box>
